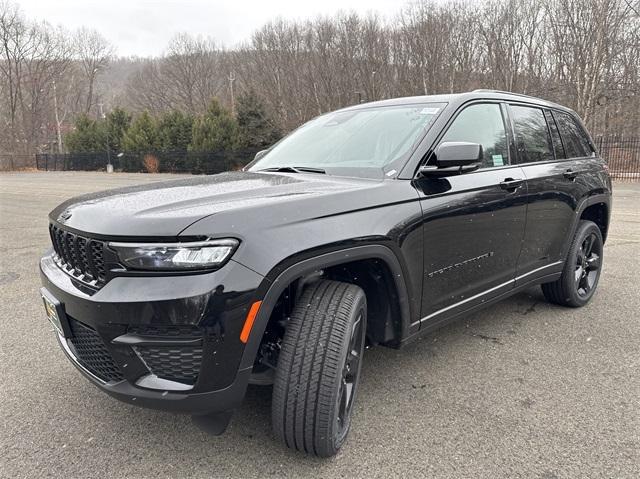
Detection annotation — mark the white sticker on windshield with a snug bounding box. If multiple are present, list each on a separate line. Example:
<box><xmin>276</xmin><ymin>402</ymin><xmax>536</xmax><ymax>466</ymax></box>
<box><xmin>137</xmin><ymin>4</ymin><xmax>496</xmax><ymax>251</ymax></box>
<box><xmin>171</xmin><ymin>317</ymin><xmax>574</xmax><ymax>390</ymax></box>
<box><xmin>420</xmin><ymin>107</ymin><xmax>440</xmax><ymax>115</ymax></box>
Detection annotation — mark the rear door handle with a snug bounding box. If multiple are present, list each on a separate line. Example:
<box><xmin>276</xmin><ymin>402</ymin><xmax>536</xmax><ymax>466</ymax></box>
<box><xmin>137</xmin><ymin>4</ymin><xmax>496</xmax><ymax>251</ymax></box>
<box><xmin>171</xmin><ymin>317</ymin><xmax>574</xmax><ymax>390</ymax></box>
<box><xmin>499</xmin><ymin>178</ymin><xmax>524</xmax><ymax>191</ymax></box>
<box><xmin>563</xmin><ymin>169</ymin><xmax>578</xmax><ymax>180</ymax></box>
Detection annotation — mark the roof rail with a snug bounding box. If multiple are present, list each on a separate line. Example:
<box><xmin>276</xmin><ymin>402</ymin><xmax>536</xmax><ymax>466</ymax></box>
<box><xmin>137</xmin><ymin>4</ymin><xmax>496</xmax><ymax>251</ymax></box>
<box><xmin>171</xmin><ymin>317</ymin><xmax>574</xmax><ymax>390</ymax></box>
<box><xmin>472</xmin><ymin>89</ymin><xmax>539</xmax><ymax>100</ymax></box>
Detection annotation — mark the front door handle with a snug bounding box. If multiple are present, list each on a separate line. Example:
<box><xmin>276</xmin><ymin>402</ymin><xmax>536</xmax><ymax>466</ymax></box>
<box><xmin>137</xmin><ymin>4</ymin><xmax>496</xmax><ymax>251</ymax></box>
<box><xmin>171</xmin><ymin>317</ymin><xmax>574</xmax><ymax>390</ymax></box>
<box><xmin>563</xmin><ymin>169</ymin><xmax>578</xmax><ymax>180</ymax></box>
<box><xmin>499</xmin><ymin>178</ymin><xmax>524</xmax><ymax>191</ymax></box>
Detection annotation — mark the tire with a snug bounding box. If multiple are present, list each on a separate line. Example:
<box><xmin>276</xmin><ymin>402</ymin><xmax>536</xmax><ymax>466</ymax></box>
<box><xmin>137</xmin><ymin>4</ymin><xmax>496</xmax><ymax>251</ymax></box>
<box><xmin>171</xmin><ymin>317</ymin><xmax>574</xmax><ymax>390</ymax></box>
<box><xmin>272</xmin><ymin>279</ymin><xmax>367</xmax><ymax>457</ymax></box>
<box><xmin>541</xmin><ymin>220</ymin><xmax>603</xmax><ymax>307</ymax></box>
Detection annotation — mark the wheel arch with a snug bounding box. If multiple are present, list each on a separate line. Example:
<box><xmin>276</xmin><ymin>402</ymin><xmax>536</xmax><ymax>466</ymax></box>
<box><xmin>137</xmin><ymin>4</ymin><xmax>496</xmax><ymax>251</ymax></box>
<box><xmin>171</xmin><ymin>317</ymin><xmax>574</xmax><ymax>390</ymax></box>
<box><xmin>579</xmin><ymin>201</ymin><xmax>609</xmax><ymax>243</ymax></box>
<box><xmin>238</xmin><ymin>244</ymin><xmax>413</xmax><ymax>370</ymax></box>
<box><xmin>561</xmin><ymin>193</ymin><xmax>611</xmax><ymax>261</ymax></box>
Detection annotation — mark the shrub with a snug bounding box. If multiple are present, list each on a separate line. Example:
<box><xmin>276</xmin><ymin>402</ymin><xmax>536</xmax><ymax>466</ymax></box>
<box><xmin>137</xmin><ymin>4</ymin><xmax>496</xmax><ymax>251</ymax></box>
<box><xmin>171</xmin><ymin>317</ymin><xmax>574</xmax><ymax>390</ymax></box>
<box><xmin>143</xmin><ymin>154</ymin><xmax>160</xmax><ymax>173</ymax></box>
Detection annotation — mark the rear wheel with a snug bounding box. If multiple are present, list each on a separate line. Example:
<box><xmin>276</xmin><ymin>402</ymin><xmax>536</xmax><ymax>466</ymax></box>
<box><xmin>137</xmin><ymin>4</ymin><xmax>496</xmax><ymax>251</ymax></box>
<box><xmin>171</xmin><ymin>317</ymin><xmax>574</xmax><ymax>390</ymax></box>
<box><xmin>272</xmin><ymin>280</ymin><xmax>366</xmax><ymax>457</ymax></box>
<box><xmin>542</xmin><ymin>220</ymin><xmax>603</xmax><ymax>307</ymax></box>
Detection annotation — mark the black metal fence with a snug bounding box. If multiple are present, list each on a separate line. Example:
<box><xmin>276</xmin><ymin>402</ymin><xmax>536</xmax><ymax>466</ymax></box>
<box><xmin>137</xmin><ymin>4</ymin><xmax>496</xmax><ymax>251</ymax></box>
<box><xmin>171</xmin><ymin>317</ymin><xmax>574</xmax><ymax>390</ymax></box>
<box><xmin>0</xmin><ymin>154</ymin><xmax>37</xmax><ymax>171</ymax></box>
<box><xmin>3</xmin><ymin>138</ymin><xmax>639</xmax><ymax>180</ymax></box>
<box><xmin>594</xmin><ymin>136</ymin><xmax>640</xmax><ymax>181</ymax></box>
<box><xmin>32</xmin><ymin>148</ymin><xmax>261</xmax><ymax>175</ymax></box>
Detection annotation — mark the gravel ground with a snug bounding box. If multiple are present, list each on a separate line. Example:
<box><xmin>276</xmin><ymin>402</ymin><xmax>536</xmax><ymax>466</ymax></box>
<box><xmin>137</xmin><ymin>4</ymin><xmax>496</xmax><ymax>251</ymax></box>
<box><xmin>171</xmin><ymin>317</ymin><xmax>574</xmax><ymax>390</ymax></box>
<box><xmin>1</xmin><ymin>171</ymin><xmax>638</xmax><ymax>479</ymax></box>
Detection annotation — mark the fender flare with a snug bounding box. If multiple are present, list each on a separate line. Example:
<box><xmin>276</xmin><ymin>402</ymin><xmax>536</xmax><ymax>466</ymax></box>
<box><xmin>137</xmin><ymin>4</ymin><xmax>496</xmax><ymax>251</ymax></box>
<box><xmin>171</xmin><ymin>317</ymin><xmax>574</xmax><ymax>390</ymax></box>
<box><xmin>238</xmin><ymin>244</ymin><xmax>413</xmax><ymax>369</ymax></box>
<box><xmin>561</xmin><ymin>193</ymin><xmax>611</xmax><ymax>259</ymax></box>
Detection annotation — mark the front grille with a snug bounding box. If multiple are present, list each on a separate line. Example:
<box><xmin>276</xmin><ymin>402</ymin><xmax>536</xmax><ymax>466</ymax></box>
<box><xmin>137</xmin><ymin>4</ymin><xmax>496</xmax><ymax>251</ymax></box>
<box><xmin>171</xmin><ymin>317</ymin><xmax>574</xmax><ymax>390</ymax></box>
<box><xmin>68</xmin><ymin>318</ymin><xmax>124</xmax><ymax>383</ymax></box>
<box><xmin>49</xmin><ymin>224</ymin><xmax>107</xmax><ymax>286</ymax></box>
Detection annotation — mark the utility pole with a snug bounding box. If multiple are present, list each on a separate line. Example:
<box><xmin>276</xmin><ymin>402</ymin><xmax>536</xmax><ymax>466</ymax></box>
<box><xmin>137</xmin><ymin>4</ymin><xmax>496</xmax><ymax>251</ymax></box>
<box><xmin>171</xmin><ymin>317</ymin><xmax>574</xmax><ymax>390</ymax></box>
<box><xmin>371</xmin><ymin>71</ymin><xmax>377</xmax><ymax>101</ymax></box>
<box><xmin>52</xmin><ymin>79</ymin><xmax>63</xmax><ymax>154</ymax></box>
<box><xmin>98</xmin><ymin>102</ymin><xmax>112</xmax><ymax>173</ymax></box>
<box><xmin>228</xmin><ymin>71</ymin><xmax>236</xmax><ymax>116</ymax></box>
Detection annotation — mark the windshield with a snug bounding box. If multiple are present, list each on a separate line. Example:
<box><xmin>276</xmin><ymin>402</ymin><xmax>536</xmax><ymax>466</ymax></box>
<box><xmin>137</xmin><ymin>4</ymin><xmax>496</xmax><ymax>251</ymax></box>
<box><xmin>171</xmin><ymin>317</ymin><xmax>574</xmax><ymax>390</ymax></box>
<box><xmin>249</xmin><ymin>103</ymin><xmax>445</xmax><ymax>177</ymax></box>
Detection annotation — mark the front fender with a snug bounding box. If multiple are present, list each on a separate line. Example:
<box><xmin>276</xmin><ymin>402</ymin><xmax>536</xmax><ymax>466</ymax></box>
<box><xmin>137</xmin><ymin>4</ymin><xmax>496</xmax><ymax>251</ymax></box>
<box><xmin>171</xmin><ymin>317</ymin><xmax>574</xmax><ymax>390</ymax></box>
<box><xmin>237</xmin><ymin>244</ymin><xmax>414</xmax><ymax>371</ymax></box>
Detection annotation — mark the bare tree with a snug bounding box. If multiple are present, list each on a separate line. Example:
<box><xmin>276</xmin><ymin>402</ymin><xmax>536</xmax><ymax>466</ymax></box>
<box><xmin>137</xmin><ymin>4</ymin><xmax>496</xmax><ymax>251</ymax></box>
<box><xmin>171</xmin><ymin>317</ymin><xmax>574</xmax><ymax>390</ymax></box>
<box><xmin>126</xmin><ymin>33</ymin><xmax>224</xmax><ymax>114</ymax></box>
<box><xmin>544</xmin><ymin>0</ymin><xmax>631</xmax><ymax>129</ymax></box>
<box><xmin>0</xmin><ymin>1</ymin><xmax>29</xmax><ymax>150</ymax></box>
<box><xmin>0</xmin><ymin>2</ymin><xmax>72</xmax><ymax>153</ymax></box>
<box><xmin>2</xmin><ymin>0</ymin><xmax>639</xmax><ymax>154</ymax></box>
<box><xmin>74</xmin><ymin>27</ymin><xmax>113</xmax><ymax>114</ymax></box>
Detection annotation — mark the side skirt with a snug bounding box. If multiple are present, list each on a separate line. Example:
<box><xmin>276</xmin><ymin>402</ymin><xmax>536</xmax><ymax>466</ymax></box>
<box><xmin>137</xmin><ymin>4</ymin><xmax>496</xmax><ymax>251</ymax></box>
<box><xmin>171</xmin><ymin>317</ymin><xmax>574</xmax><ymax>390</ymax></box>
<box><xmin>398</xmin><ymin>271</ymin><xmax>562</xmax><ymax>347</ymax></box>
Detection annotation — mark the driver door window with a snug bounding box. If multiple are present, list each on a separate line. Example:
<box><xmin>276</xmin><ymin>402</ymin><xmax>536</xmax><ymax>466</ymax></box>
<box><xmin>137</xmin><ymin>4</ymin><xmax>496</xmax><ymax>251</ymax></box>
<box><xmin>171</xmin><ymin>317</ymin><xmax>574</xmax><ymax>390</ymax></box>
<box><xmin>440</xmin><ymin>103</ymin><xmax>509</xmax><ymax>168</ymax></box>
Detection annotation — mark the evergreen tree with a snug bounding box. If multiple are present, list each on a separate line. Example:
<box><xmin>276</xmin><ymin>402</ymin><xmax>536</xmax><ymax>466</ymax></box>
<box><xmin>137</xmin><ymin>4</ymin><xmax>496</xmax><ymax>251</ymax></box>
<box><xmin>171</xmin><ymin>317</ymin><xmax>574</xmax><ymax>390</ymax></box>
<box><xmin>236</xmin><ymin>90</ymin><xmax>281</xmax><ymax>148</ymax></box>
<box><xmin>66</xmin><ymin>109</ymin><xmax>131</xmax><ymax>155</ymax></box>
<box><xmin>122</xmin><ymin>111</ymin><xmax>159</xmax><ymax>152</ymax></box>
<box><xmin>190</xmin><ymin>99</ymin><xmax>240</xmax><ymax>151</ymax></box>
<box><xmin>65</xmin><ymin>115</ymin><xmax>105</xmax><ymax>153</ymax></box>
<box><xmin>157</xmin><ymin>110</ymin><xmax>194</xmax><ymax>151</ymax></box>
<box><xmin>105</xmin><ymin>107</ymin><xmax>132</xmax><ymax>155</ymax></box>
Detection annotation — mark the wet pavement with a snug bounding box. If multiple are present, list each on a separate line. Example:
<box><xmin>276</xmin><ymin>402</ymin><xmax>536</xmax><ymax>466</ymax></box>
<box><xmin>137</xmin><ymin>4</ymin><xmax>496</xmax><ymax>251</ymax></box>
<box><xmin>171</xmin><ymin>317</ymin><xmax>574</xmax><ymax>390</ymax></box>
<box><xmin>1</xmin><ymin>172</ymin><xmax>638</xmax><ymax>478</ymax></box>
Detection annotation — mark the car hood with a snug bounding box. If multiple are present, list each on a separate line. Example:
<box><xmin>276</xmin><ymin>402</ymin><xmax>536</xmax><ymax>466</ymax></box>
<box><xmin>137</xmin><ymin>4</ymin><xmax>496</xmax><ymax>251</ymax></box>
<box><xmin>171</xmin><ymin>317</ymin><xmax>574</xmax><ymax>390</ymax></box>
<box><xmin>49</xmin><ymin>171</ymin><xmax>383</xmax><ymax>237</ymax></box>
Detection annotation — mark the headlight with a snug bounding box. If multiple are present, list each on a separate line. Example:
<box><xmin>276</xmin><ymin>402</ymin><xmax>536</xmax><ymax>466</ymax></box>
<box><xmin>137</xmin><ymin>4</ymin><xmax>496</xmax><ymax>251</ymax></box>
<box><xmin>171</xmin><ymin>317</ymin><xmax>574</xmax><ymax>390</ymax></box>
<box><xmin>108</xmin><ymin>239</ymin><xmax>239</xmax><ymax>271</ymax></box>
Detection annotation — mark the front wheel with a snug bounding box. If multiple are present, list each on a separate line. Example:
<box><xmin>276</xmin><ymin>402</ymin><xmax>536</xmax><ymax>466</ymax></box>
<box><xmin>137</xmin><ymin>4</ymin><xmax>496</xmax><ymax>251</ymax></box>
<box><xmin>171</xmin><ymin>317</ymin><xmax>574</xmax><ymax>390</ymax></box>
<box><xmin>542</xmin><ymin>220</ymin><xmax>603</xmax><ymax>307</ymax></box>
<box><xmin>272</xmin><ymin>280</ymin><xmax>367</xmax><ymax>457</ymax></box>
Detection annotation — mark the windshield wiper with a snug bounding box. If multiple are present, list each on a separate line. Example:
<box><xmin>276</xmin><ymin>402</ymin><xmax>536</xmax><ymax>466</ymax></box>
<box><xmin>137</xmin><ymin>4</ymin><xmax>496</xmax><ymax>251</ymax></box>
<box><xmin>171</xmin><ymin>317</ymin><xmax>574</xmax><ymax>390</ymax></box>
<box><xmin>258</xmin><ymin>166</ymin><xmax>326</xmax><ymax>174</ymax></box>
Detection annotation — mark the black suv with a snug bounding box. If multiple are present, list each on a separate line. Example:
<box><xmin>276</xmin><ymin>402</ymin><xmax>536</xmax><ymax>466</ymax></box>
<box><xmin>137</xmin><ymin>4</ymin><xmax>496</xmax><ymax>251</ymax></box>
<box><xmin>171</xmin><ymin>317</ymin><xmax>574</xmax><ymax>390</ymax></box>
<box><xmin>40</xmin><ymin>90</ymin><xmax>611</xmax><ymax>457</ymax></box>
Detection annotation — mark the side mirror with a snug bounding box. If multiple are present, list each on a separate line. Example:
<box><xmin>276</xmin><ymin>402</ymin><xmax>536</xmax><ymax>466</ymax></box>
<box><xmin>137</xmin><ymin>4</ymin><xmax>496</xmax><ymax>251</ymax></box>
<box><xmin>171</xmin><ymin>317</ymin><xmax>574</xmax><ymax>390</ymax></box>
<box><xmin>254</xmin><ymin>149</ymin><xmax>268</xmax><ymax>161</ymax></box>
<box><xmin>419</xmin><ymin>141</ymin><xmax>482</xmax><ymax>177</ymax></box>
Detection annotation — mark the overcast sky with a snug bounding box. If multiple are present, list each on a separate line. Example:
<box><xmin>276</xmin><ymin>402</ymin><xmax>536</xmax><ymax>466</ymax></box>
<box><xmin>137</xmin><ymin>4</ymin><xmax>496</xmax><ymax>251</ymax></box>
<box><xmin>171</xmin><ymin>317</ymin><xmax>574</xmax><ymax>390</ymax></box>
<box><xmin>18</xmin><ymin>0</ymin><xmax>408</xmax><ymax>57</ymax></box>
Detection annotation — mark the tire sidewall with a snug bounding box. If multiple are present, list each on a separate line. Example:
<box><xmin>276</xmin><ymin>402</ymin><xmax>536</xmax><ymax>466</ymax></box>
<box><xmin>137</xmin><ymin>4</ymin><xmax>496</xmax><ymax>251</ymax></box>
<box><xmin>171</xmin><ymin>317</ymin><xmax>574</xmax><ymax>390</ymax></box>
<box><xmin>327</xmin><ymin>293</ymin><xmax>367</xmax><ymax>452</ymax></box>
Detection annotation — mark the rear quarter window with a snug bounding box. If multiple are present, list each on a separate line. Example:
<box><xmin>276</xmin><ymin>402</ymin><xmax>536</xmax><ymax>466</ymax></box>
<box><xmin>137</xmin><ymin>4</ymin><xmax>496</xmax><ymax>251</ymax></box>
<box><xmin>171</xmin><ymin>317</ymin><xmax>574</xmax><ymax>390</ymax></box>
<box><xmin>544</xmin><ymin>110</ymin><xmax>566</xmax><ymax>160</ymax></box>
<box><xmin>553</xmin><ymin>111</ymin><xmax>593</xmax><ymax>159</ymax></box>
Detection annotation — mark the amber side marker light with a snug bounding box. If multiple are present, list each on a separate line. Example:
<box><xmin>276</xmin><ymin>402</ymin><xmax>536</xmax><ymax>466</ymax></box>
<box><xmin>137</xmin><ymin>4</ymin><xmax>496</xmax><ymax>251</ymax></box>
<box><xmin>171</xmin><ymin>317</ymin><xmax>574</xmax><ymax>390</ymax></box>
<box><xmin>240</xmin><ymin>301</ymin><xmax>262</xmax><ymax>343</ymax></box>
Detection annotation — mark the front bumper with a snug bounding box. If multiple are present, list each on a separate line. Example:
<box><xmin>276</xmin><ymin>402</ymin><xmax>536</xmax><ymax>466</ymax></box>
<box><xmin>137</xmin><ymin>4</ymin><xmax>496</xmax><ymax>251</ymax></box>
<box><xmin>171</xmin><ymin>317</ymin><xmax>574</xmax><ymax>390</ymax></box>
<box><xmin>55</xmin><ymin>330</ymin><xmax>253</xmax><ymax>414</ymax></box>
<box><xmin>40</xmin><ymin>251</ymin><xmax>264</xmax><ymax>416</ymax></box>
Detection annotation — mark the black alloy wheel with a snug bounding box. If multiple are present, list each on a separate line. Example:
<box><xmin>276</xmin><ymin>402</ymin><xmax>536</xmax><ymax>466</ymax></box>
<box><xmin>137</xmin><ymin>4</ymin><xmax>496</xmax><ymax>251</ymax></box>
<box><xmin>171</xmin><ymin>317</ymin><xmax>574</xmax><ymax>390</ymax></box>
<box><xmin>575</xmin><ymin>231</ymin><xmax>602</xmax><ymax>298</ymax></box>
<box><xmin>542</xmin><ymin>220</ymin><xmax>604</xmax><ymax>307</ymax></box>
<box><xmin>336</xmin><ymin>310</ymin><xmax>365</xmax><ymax>441</ymax></box>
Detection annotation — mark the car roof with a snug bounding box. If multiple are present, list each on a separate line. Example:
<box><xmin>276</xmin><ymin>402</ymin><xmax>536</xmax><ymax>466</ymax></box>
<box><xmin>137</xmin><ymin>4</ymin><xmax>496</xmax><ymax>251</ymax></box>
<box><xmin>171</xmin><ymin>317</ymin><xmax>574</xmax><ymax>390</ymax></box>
<box><xmin>344</xmin><ymin>89</ymin><xmax>574</xmax><ymax>114</ymax></box>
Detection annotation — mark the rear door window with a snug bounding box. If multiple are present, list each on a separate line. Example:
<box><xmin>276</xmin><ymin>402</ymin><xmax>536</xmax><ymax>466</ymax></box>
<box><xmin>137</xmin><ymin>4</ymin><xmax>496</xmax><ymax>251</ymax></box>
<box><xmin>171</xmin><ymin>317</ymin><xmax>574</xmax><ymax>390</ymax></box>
<box><xmin>509</xmin><ymin>105</ymin><xmax>554</xmax><ymax>163</ymax></box>
<box><xmin>553</xmin><ymin>111</ymin><xmax>593</xmax><ymax>159</ymax></box>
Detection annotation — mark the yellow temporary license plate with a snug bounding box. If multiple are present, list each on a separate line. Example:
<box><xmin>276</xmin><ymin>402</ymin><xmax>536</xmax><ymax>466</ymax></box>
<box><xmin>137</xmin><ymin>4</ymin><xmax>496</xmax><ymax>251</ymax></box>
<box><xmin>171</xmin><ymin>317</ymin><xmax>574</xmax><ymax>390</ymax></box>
<box><xmin>41</xmin><ymin>288</ymin><xmax>67</xmax><ymax>337</ymax></box>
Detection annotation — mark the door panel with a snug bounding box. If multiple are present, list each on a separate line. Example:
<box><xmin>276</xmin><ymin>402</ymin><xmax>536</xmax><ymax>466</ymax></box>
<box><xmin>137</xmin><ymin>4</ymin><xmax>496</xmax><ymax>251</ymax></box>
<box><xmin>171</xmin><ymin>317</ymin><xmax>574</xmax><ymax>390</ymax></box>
<box><xmin>415</xmin><ymin>167</ymin><xmax>527</xmax><ymax>324</ymax></box>
<box><xmin>516</xmin><ymin>161</ymin><xmax>582</xmax><ymax>279</ymax></box>
<box><xmin>510</xmin><ymin>105</ymin><xmax>596</xmax><ymax>283</ymax></box>
<box><xmin>415</xmin><ymin>101</ymin><xmax>528</xmax><ymax>327</ymax></box>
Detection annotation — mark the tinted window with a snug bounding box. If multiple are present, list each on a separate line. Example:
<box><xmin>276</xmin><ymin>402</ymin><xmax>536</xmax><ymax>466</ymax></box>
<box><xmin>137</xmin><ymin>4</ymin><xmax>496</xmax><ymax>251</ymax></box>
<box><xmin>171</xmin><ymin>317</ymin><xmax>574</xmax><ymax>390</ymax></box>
<box><xmin>441</xmin><ymin>103</ymin><xmax>508</xmax><ymax>168</ymax></box>
<box><xmin>544</xmin><ymin>110</ymin><xmax>565</xmax><ymax>160</ymax></box>
<box><xmin>554</xmin><ymin>111</ymin><xmax>593</xmax><ymax>158</ymax></box>
<box><xmin>510</xmin><ymin>105</ymin><xmax>554</xmax><ymax>163</ymax></box>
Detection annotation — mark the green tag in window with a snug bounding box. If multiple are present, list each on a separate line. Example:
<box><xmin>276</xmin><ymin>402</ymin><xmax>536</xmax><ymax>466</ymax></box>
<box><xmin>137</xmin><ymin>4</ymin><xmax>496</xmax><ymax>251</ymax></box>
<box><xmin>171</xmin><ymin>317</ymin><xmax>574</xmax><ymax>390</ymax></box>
<box><xmin>492</xmin><ymin>154</ymin><xmax>504</xmax><ymax>166</ymax></box>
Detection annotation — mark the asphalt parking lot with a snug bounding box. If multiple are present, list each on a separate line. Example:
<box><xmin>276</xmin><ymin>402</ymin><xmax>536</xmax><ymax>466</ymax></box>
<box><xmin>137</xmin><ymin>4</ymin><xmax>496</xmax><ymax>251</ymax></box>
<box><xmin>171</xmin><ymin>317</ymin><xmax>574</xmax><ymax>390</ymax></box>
<box><xmin>1</xmin><ymin>171</ymin><xmax>638</xmax><ymax>479</ymax></box>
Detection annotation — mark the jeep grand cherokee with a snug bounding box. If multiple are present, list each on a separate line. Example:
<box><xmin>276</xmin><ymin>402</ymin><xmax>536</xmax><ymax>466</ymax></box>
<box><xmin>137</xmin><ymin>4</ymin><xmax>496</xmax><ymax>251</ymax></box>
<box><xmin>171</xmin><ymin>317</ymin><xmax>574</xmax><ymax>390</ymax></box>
<box><xmin>40</xmin><ymin>90</ymin><xmax>611</xmax><ymax>457</ymax></box>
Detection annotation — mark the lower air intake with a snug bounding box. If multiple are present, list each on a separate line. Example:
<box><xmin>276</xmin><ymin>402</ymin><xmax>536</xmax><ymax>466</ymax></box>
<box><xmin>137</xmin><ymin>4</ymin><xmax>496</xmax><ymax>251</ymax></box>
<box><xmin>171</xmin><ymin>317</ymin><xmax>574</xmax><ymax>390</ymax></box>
<box><xmin>68</xmin><ymin>318</ymin><xmax>124</xmax><ymax>383</ymax></box>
